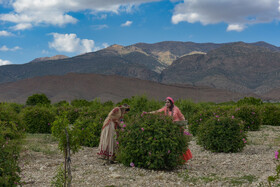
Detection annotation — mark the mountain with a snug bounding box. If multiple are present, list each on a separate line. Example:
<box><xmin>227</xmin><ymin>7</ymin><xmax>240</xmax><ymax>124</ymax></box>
<box><xmin>0</xmin><ymin>41</ymin><xmax>225</xmax><ymax>84</ymax></box>
<box><xmin>262</xmin><ymin>87</ymin><xmax>280</xmax><ymax>101</ymax></box>
<box><xmin>161</xmin><ymin>42</ymin><xmax>280</xmax><ymax>94</ymax></box>
<box><xmin>0</xmin><ymin>72</ymin><xmax>253</xmax><ymax>104</ymax></box>
<box><xmin>1</xmin><ymin>41</ymin><xmax>280</xmax><ymax>97</ymax></box>
<box><xmin>250</xmin><ymin>41</ymin><xmax>280</xmax><ymax>52</ymax></box>
<box><xmin>29</xmin><ymin>55</ymin><xmax>68</xmax><ymax>63</ymax></box>
<box><xmin>132</xmin><ymin>41</ymin><xmax>222</xmax><ymax>65</ymax></box>
<box><xmin>0</xmin><ymin>47</ymin><xmax>161</xmax><ymax>84</ymax></box>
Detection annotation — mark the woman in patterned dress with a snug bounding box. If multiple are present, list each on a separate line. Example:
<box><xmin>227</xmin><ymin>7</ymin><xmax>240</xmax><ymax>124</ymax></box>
<box><xmin>147</xmin><ymin>97</ymin><xmax>192</xmax><ymax>163</ymax></box>
<box><xmin>97</xmin><ymin>104</ymin><xmax>130</xmax><ymax>163</ymax></box>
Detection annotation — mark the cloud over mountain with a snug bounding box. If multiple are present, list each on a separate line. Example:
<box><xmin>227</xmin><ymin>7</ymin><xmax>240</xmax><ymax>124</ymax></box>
<box><xmin>172</xmin><ymin>0</ymin><xmax>280</xmax><ymax>31</ymax></box>
<box><xmin>48</xmin><ymin>33</ymin><xmax>96</xmax><ymax>53</ymax></box>
<box><xmin>0</xmin><ymin>59</ymin><xmax>12</xmax><ymax>66</ymax></box>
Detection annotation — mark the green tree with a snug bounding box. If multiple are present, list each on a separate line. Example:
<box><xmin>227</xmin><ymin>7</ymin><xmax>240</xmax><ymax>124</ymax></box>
<box><xmin>237</xmin><ymin>97</ymin><xmax>263</xmax><ymax>106</ymax></box>
<box><xmin>26</xmin><ymin>93</ymin><xmax>51</xmax><ymax>106</ymax></box>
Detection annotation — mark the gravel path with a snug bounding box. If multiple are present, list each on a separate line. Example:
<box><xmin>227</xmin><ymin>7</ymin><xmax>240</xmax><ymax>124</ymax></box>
<box><xmin>19</xmin><ymin>125</ymin><xmax>280</xmax><ymax>186</ymax></box>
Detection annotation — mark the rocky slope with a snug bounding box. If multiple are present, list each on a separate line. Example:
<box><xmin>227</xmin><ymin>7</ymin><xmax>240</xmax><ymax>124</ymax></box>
<box><xmin>161</xmin><ymin>42</ymin><xmax>280</xmax><ymax>94</ymax></box>
<box><xmin>29</xmin><ymin>55</ymin><xmax>69</xmax><ymax>63</ymax></box>
<box><xmin>1</xmin><ymin>41</ymin><xmax>280</xmax><ymax>98</ymax></box>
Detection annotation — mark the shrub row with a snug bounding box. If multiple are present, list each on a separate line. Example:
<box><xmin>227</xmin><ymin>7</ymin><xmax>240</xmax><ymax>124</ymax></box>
<box><xmin>0</xmin><ymin>103</ymin><xmax>25</xmax><ymax>186</ymax></box>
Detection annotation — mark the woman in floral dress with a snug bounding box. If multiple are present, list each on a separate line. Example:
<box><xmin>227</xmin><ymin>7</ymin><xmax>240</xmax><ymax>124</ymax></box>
<box><xmin>97</xmin><ymin>104</ymin><xmax>130</xmax><ymax>163</ymax></box>
<box><xmin>147</xmin><ymin>97</ymin><xmax>192</xmax><ymax>163</ymax></box>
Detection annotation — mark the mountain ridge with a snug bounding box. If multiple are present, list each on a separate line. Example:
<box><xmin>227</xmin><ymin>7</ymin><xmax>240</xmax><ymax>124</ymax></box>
<box><xmin>1</xmin><ymin>41</ymin><xmax>280</xmax><ymax>100</ymax></box>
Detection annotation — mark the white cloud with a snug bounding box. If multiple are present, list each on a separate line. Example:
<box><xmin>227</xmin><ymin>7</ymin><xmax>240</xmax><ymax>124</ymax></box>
<box><xmin>0</xmin><ymin>45</ymin><xmax>21</xmax><ymax>51</ymax></box>
<box><xmin>42</xmin><ymin>49</ymin><xmax>49</xmax><ymax>54</ymax></box>
<box><xmin>227</xmin><ymin>24</ymin><xmax>245</xmax><ymax>32</ymax></box>
<box><xmin>0</xmin><ymin>0</ymin><xmax>159</xmax><ymax>30</ymax></box>
<box><xmin>92</xmin><ymin>24</ymin><xmax>109</xmax><ymax>30</ymax></box>
<box><xmin>11</xmin><ymin>23</ymin><xmax>32</xmax><ymax>30</ymax></box>
<box><xmin>102</xmin><ymin>43</ymin><xmax>109</xmax><ymax>48</ymax></box>
<box><xmin>0</xmin><ymin>30</ymin><xmax>13</xmax><ymax>36</ymax></box>
<box><xmin>0</xmin><ymin>59</ymin><xmax>12</xmax><ymax>66</ymax></box>
<box><xmin>121</xmin><ymin>20</ymin><xmax>133</xmax><ymax>27</ymax></box>
<box><xmin>172</xmin><ymin>0</ymin><xmax>280</xmax><ymax>31</ymax></box>
<box><xmin>49</xmin><ymin>33</ymin><xmax>99</xmax><ymax>53</ymax></box>
<box><xmin>81</xmin><ymin>39</ymin><xmax>94</xmax><ymax>52</ymax></box>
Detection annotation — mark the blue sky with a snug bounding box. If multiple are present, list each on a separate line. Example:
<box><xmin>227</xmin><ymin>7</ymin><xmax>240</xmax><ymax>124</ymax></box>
<box><xmin>0</xmin><ymin>0</ymin><xmax>280</xmax><ymax>65</ymax></box>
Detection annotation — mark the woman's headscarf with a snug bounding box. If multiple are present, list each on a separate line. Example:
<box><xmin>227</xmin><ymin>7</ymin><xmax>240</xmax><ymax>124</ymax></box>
<box><xmin>166</xmin><ymin>97</ymin><xmax>174</xmax><ymax>104</ymax></box>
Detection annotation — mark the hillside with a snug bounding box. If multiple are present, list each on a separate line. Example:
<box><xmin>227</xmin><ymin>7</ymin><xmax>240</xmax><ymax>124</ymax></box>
<box><xmin>132</xmin><ymin>41</ymin><xmax>222</xmax><ymax>65</ymax></box>
<box><xmin>0</xmin><ymin>41</ymin><xmax>225</xmax><ymax>84</ymax></box>
<box><xmin>161</xmin><ymin>42</ymin><xmax>280</xmax><ymax>94</ymax></box>
<box><xmin>1</xmin><ymin>41</ymin><xmax>280</xmax><ymax>98</ymax></box>
<box><xmin>29</xmin><ymin>55</ymin><xmax>69</xmax><ymax>63</ymax></box>
<box><xmin>0</xmin><ymin>73</ymin><xmax>253</xmax><ymax>104</ymax></box>
<box><xmin>0</xmin><ymin>49</ymin><xmax>160</xmax><ymax>84</ymax></box>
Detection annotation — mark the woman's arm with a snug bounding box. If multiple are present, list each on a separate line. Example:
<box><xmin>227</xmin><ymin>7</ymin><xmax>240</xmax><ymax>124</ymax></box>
<box><xmin>142</xmin><ymin>107</ymin><xmax>165</xmax><ymax>116</ymax></box>
<box><xmin>149</xmin><ymin>107</ymin><xmax>165</xmax><ymax>114</ymax></box>
<box><xmin>174</xmin><ymin>107</ymin><xmax>185</xmax><ymax>121</ymax></box>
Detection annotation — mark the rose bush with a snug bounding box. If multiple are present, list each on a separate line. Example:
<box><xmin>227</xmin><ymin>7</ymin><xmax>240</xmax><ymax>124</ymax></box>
<box><xmin>116</xmin><ymin>113</ymin><xmax>191</xmax><ymax>170</ymax></box>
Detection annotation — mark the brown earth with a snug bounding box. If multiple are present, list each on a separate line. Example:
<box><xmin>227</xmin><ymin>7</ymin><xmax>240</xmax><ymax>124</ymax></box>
<box><xmin>19</xmin><ymin>125</ymin><xmax>280</xmax><ymax>186</ymax></box>
<box><xmin>0</xmin><ymin>73</ymin><xmax>255</xmax><ymax>104</ymax></box>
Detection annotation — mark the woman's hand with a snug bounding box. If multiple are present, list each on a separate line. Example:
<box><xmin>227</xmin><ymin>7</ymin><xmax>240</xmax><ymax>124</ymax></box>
<box><xmin>141</xmin><ymin>111</ymin><xmax>148</xmax><ymax>117</ymax></box>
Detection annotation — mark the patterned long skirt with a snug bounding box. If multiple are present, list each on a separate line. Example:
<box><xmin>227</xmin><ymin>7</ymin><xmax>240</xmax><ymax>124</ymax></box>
<box><xmin>97</xmin><ymin>120</ymin><xmax>117</xmax><ymax>158</ymax></box>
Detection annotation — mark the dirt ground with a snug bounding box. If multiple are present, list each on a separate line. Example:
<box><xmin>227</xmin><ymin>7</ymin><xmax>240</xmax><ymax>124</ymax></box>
<box><xmin>19</xmin><ymin>125</ymin><xmax>280</xmax><ymax>187</ymax></box>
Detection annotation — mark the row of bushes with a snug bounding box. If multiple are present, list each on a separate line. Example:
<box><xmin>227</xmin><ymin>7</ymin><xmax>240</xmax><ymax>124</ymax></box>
<box><xmin>1</xmin><ymin>95</ymin><xmax>280</xmax><ymax>174</ymax></box>
<box><xmin>3</xmin><ymin>96</ymin><xmax>280</xmax><ymax>151</ymax></box>
<box><xmin>0</xmin><ymin>103</ymin><xmax>25</xmax><ymax>186</ymax></box>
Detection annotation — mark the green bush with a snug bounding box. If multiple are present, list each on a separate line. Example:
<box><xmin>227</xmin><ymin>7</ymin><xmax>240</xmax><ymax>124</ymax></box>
<box><xmin>71</xmin><ymin>99</ymin><xmax>90</xmax><ymax>107</ymax></box>
<box><xmin>117</xmin><ymin>114</ymin><xmax>191</xmax><ymax>170</ymax></box>
<box><xmin>197</xmin><ymin>116</ymin><xmax>246</xmax><ymax>153</ymax></box>
<box><xmin>53</xmin><ymin>100</ymin><xmax>70</xmax><ymax>107</ymax></box>
<box><xmin>0</xmin><ymin>120</ymin><xmax>25</xmax><ymax>186</ymax></box>
<box><xmin>66</xmin><ymin>107</ymin><xmax>82</xmax><ymax>124</ymax></box>
<box><xmin>51</xmin><ymin>114</ymin><xmax>81</xmax><ymax>154</ymax></box>
<box><xmin>0</xmin><ymin>103</ymin><xmax>22</xmax><ymax>124</ymax></box>
<box><xmin>55</xmin><ymin>106</ymin><xmax>83</xmax><ymax>124</ymax></box>
<box><xmin>233</xmin><ymin>106</ymin><xmax>261</xmax><ymax>131</ymax></box>
<box><xmin>175</xmin><ymin>99</ymin><xmax>200</xmax><ymax>120</ymax></box>
<box><xmin>119</xmin><ymin>95</ymin><xmax>162</xmax><ymax>118</ymax></box>
<box><xmin>188</xmin><ymin>110</ymin><xmax>213</xmax><ymax>136</ymax></box>
<box><xmin>261</xmin><ymin>104</ymin><xmax>280</xmax><ymax>126</ymax></box>
<box><xmin>74</xmin><ymin>102</ymin><xmax>115</xmax><ymax>147</ymax></box>
<box><xmin>102</xmin><ymin>100</ymin><xmax>114</xmax><ymax>108</ymax></box>
<box><xmin>188</xmin><ymin>106</ymin><xmax>233</xmax><ymax>136</ymax></box>
<box><xmin>22</xmin><ymin>106</ymin><xmax>56</xmax><ymax>133</ymax></box>
<box><xmin>26</xmin><ymin>93</ymin><xmax>51</xmax><ymax>106</ymax></box>
<box><xmin>74</xmin><ymin>117</ymin><xmax>101</xmax><ymax>147</ymax></box>
<box><xmin>237</xmin><ymin>97</ymin><xmax>263</xmax><ymax>106</ymax></box>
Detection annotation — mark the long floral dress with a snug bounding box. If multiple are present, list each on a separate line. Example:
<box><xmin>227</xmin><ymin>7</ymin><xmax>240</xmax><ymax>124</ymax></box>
<box><xmin>97</xmin><ymin>107</ymin><xmax>123</xmax><ymax>158</ymax></box>
<box><xmin>157</xmin><ymin>105</ymin><xmax>193</xmax><ymax>162</ymax></box>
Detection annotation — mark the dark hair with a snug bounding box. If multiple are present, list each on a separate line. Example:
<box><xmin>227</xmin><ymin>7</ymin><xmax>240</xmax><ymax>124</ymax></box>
<box><xmin>122</xmin><ymin>103</ymin><xmax>129</xmax><ymax>108</ymax></box>
<box><xmin>167</xmin><ymin>99</ymin><xmax>174</xmax><ymax>111</ymax></box>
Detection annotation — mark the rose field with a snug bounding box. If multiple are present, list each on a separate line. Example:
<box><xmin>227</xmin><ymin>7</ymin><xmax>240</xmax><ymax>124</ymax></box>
<box><xmin>1</xmin><ymin>94</ymin><xmax>280</xmax><ymax>186</ymax></box>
